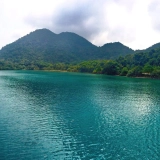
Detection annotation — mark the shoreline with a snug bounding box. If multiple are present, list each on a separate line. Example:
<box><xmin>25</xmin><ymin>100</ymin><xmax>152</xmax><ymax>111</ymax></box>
<box><xmin>35</xmin><ymin>69</ymin><xmax>157</xmax><ymax>79</ymax></box>
<box><xmin>0</xmin><ymin>69</ymin><xmax>158</xmax><ymax>79</ymax></box>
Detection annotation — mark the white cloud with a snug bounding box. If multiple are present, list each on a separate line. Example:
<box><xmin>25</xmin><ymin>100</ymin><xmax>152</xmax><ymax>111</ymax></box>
<box><xmin>0</xmin><ymin>0</ymin><xmax>160</xmax><ymax>50</ymax></box>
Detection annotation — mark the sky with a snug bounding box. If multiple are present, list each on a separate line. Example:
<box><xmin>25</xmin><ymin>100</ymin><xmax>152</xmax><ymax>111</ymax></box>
<box><xmin>0</xmin><ymin>0</ymin><xmax>160</xmax><ymax>50</ymax></box>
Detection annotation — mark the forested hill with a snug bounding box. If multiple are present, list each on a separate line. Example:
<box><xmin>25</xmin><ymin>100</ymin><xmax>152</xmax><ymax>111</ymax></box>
<box><xmin>100</xmin><ymin>42</ymin><xmax>134</xmax><ymax>59</ymax></box>
<box><xmin>0</xmin><ymin>29</ymin><xmax>134</xmax><ymax>64</ymax></box>
<box><xmin>0</xmin><ymin>29</ymin><xmax>98</xmax><ymax>63</ymax></box>
<box><xmin>135</xmin><ymin>42</ymin><xmax>160</xmax><ymax>53</ymax></box>
<box><xmin>0</xmin><ymin>28</ymin><xmax>160</xmax><ymax>78</ymax></box>
<box><xmin>66</xmin><ymin>47</ymin><xmax>160</xmax><ymax>78</ymax></box>
<box><xmin>145</xmin><ymin>43</ymin><xmax>160</xmax><ymax>51</ymax></box>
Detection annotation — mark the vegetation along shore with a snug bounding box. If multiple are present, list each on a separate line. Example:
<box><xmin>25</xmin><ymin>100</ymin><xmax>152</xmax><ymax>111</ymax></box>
<box><xmin>0</xmin><ymin>29</ymin><xmax>160</xmax><ymax>79</ymax></box>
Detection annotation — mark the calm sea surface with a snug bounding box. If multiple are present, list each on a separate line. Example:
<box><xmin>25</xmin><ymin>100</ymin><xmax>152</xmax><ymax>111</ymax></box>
<box><xmin>0</xmin><ymin>71</ymin><xmax>160</xmax><ymax>160</ymax></box>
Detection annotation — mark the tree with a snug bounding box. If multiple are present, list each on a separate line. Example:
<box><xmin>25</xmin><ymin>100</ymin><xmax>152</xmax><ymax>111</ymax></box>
<box><xmin>127</xmin><ymin>66</ymin><xmax>142</xmax><ymax>77</ymax></box>
<box><xmin>142</xmin><ymin>64</ymin><xmax>153</xmax><ymax>74</ymax></box>
<box><xmin>102</xmin><ymin>61</ymin><xmax>121</xmax><ymax>75</ymax></box>
<box><xmin>120</xmin><ymin>67</ymin><xmax>128</xmax><ymax>76</ymax></box>
<box><xmin>151</xmin><ymin>68</ymin><xmax>160</xmax><ymax>78</ymax></box>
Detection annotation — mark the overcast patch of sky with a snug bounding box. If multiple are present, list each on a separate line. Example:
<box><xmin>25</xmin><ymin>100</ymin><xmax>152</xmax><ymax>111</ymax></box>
<box><xmin>148</xmin><ymin>0</ymin><xmax>160</xmax><ymax>32</ymax></box>
<box><xmin>0</xmin><ymin>0</ymin><xmax>160</xmax><ymax>50</ymax></box>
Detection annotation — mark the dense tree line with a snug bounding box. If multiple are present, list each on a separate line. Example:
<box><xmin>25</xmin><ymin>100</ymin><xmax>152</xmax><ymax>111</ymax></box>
<box><xmin>0</xmin><ymin>48</ymin><xmax>160</xmax><ymax>78</ymax></box>
<box><xmin>66</xmin><ymin>48</ymin><xmax>160</xmax><ymax>78</ymax></box>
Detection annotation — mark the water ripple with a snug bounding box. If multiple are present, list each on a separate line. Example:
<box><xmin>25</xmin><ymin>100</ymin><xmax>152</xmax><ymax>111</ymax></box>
<box><xmin>0</xmin><ymin>71</ymin><xmax>160</xmax><ymax>159</ymax></box>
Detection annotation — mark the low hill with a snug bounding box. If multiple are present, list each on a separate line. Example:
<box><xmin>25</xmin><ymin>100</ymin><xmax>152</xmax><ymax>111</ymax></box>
<box><xmin>145</xmin><ymin>42</ymin><xmax>160</xmax><ymax>52</ymax></box>
<box><xmin>67</xmin><ymin>47</ymin><xmax>160</xmax><ymax>78</ymax></box>
<box><xmin>135</xmin><ymin>42</ymin><xmax>160</xmax><ymax>53</ymax></box>
<box><xmin>100</xmin><ymin>42</ymin><xmax>134</xmax><ymax>59</ymax></box>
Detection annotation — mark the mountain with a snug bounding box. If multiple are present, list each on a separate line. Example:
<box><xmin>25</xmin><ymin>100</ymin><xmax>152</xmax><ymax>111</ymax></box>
<box><xmin>0</xmin><ymin>29</ymin><xmax>134</xmax><ymax>64</ymax></box>
<box><xmin>0</xmin><ymin>29</ymin><xmax>98</xmax><ymax>63</ymax></box>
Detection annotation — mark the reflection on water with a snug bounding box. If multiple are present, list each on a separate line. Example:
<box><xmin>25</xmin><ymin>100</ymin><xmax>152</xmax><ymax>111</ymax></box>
<box><xmin>0</xmin><ymin>71</ymin><xmax>160</xmax><ymax>159</ymax></box>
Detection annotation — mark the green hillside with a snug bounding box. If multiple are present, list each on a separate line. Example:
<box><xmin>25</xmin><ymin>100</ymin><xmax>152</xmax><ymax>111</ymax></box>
<box><xmin>100</xmin><ymin>42</ymin><xmax>134</xmax><ymax>59</ymax></box>
<box><xmin>0</xmin><ymin>29</ymin><xmax>98</xmax><ymax>63</ymax></box>
<box><xmin>1</xmin><ymin>28</ymin><xmax>160</xmax><ymax>78</ymax></box>
<box><xmin>135</xmin><ymin>42</ymin><xmax>160</xmax><ymax>53</ymax></box>
<box><xmin>145</xmin><ymin>43</ymin><xmax>160</xmax><ymax>52</ymax></box>
<box><xmin>66</xmin><ymin>48</ymin><xmax>160</xmax><ymax>78</ymax></box>
<box><xmin>0</xmin><ymin>29</ymin><xmax>134</xmax><ymax>65</ymax></box>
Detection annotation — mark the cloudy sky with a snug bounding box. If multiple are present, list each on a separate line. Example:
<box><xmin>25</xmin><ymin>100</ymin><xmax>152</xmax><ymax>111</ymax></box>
<box><xmin>0</xmin><ymin>0</ymin><xmax>160</xmax><ymax>50</ymax></box>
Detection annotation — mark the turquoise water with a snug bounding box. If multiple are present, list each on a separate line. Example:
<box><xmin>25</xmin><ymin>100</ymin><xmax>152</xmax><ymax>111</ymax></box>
<box><xmin>0</xmin><ymin>71</ymin><xmax>160</xmax><ymax>160</ymax></box>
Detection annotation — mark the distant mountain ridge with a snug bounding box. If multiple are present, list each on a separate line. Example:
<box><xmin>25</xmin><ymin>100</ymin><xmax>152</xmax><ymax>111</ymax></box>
<box><xmin>0</xmin><ymin>28</ymin><xmax>134</xmax><ymax>63</ymax></box>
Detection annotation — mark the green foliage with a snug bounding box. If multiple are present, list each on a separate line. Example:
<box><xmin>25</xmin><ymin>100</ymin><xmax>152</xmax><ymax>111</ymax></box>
<box><xmin>127</xmin><ymin>66</ymin><xmax>142</xmax><ymax>77</ymax></box>
<box><xmin>120</xmin><ymin>67</ymin><xmax>128</xmax><ymax>76</ymax></box>
<box><xmin>142</xmin><ymin>64</ymin><xmax>153</xmax><ymax>73</ymax></box>
<box><xmin>145</xmin><ymin>43</ymin><xmax>160</xmax><ymax>52</ymax></box>
<box><xmin>150</xmin><ymin>67</ymin><xmax>160</xmax><ymax>78</ymax></box>
<box><xmin>1</xmin><ymin>28</ymin><xmax>160</xmax><ymax>79</ymax></box>
<box><xmin>117</xmin><ymin>47</ymin><xmax>160</xmax><ymax>78</ymax></box>
<box><xmin>67</xmin><ymin>60</ymin><xmax>108</xmax><ymax>74</ymax></box>
<box><xmin>93</xmin><ymin>66</ymin><xmax>102</xmax><ymax>74</ymax></box>
<box><xmin>102</xmin><ymin>61</ymin><xmax>121</xmax><ymax>75</ymax></box>
<box><xmin>100</xmin><ymin>42</ymin><xmax>134</xmax><ymax>59</ymax></box>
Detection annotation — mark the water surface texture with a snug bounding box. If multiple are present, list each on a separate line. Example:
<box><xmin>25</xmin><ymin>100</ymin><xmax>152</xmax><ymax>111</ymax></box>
<box><xmin>0</xmin><ymin>71</ymin><xmax>160</xmax><ymax>159</ymax></box>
